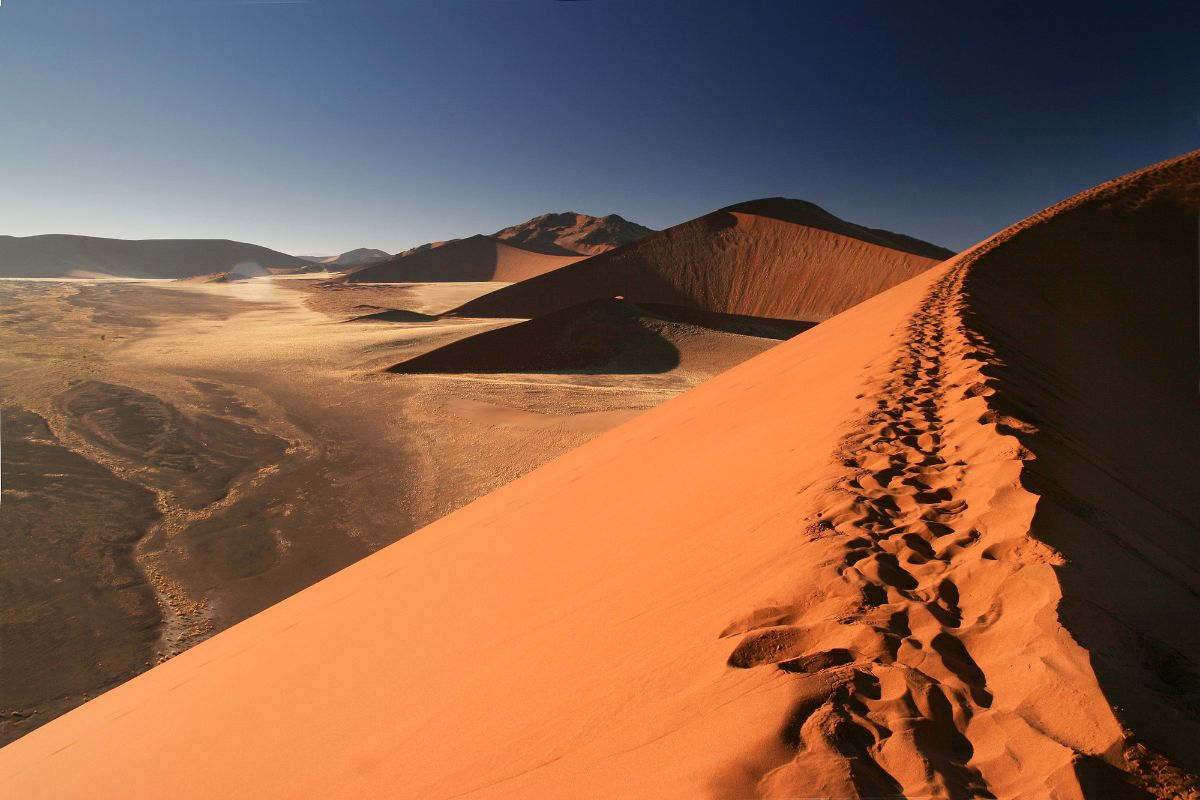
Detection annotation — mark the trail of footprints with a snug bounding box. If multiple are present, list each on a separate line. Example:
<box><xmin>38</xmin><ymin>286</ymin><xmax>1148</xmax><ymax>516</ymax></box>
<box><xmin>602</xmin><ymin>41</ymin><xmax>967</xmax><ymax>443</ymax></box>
<box><xmin>724</xmin><ymin>264</ymin><xmax>1006</xmax><ymax>799</ymax></box>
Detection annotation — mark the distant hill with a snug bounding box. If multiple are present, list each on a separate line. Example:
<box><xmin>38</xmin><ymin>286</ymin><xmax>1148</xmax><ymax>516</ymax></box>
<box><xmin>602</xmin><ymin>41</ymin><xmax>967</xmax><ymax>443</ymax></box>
<box><xmin>0</xmin><ymin>235</ymin><xmax>309</xmax><ymax>279</ymax></box>
<box><xmin>451</xmin><ymin>198</ymin><xmax>954</xmax><ymax>321</ymax></box>
<box><xmin>493</xmin><ymin>212</ymin><xmax>654</xmax><ymax>256</ymax></box>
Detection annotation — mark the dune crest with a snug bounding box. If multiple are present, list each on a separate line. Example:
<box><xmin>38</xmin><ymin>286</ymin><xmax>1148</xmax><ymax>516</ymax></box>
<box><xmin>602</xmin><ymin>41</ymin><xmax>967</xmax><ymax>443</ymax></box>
<box><xmin>715</xmin><ymin>150</ymin><xmax>1199</xmax><ymax>798</ymax></box>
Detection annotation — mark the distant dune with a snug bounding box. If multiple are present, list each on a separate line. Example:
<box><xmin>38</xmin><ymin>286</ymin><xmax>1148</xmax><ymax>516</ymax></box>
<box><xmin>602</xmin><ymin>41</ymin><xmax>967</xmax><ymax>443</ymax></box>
<box><xmin>493</xmin><ymin>212</ymin><xmax>654</xmax><ymax>256</ymax></box>
<box><xmin>0</xmin><ymin>235</ymin><xmax>309</xmax><ymax>279</ymax></box>
<box><xmin>388</xmin><ymin>297</ymin><xmax>812</xmax><ymax>376</ymax></box>
<box><xmin>337</xmin><ymin>234</ymin><xmax>586</xmax><ymax>283</ymax></box>
<box><xmin>337</xmin><ymin>212</ymin><xmax>654</xmax><ymax>284</ymax></box>
<box><xmin>346</xmin><ymin>306</ymin><xmax>441</xmax><ymax>324</ymax></box>
<box><xmin>317</xmin><ymin>248</ymin><xmax>390</xmax><ymax>268</ymax></box>
<box><xmin>2</xmin><ymin>154</ymin><xmax>1196</xmax><ymax>799</ymax></box>
<box><xmin>451</xmin><ymin>198</ymin><xmax>954</xmax><ymax>321</ymax></box>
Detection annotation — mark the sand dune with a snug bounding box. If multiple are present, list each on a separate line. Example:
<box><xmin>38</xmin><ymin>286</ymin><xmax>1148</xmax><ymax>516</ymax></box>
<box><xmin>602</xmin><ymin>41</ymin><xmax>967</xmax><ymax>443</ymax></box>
<box><xmin>318</xmin><ymin>248</ymin><xmax>390</xmax><ymax>267</ymax></box>
<box><xmin>346</xmin><ymin>306</ymin><xmax>441</xmax><ymax>323</ymax></box>
<box><xmin>451</xmin><ymin>198</ymin><xmax>954</xmax><ymax>321</ymax></box>
<box><xmin>2</xmin><ymin>153</ymin><xmax>1196</xmax><ymax>799</ymax></box>
<box><xmin>339</xmin><ymin>212</ymin><xmax>652</xmax><ymax>284</ymax></box>
<box><xmin>493</xmin><ymin>212</ymin><xmax>654</xmax><ymax>256</ymax></box>
<box><xmin>954</xmin><ymin>152</ymin><xmax>1200</xmax><ymax>794</ymax></box>
<box><xmin>0</xmin><ymin>234</ymin><xmax>308</xmax><ymax>279</ymax></box>
<box><xmin>388</xmin><ymin>298</ymin><xmax>810</xmax><ymax>377</ymax></box>
<box><xmin>337</xmin><ymin>235</ymin><xmax>585</xmax><ymax>283</ymax></box>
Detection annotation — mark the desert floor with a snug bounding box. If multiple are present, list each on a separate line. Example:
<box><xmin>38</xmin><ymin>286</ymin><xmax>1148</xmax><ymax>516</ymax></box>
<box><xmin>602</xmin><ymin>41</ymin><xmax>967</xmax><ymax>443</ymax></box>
<box><xmin>0</xmin><ymin>276</ymin><xmax>736</xmax><ymax>745</ymax></box>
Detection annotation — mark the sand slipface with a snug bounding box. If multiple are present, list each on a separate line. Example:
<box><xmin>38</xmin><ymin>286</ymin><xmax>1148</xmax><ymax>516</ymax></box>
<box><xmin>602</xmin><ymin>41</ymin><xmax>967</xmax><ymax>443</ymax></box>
<box><xmin>451</xmin><ymin>198</ymin><xmax>954</xmax><ymax>322</ymax></box>
<box><xmin>1</xmin><ymin>154</ymin><xmax>1197</xmax><ymax>799</ymax></box>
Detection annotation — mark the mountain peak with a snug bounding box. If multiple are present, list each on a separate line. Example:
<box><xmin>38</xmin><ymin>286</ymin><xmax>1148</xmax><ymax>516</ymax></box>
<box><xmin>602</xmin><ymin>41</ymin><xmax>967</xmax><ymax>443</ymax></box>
<box><xmin>493</xmin><ymin>212</ymin><xmax>654</xmax><ymax>256</ymax></box>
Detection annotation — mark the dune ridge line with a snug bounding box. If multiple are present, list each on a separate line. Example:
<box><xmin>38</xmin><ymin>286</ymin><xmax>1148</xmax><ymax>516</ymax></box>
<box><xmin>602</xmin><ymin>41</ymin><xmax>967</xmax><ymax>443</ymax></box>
<box><xmin>716</xmin><ymin>150</ymin><xmax>1199</xmax><ymax>798</ymax></box>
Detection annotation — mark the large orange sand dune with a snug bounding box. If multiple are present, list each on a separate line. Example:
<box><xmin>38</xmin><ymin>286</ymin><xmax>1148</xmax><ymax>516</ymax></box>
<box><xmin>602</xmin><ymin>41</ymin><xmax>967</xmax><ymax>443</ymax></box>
<box><xmin>451</xmin><ymin>198</ymin><xmax>954</xmax><ymax>321</ymax></box>
<box><xmin>1</xmin><ymin>153</ymin><xmax>1196</xmax><ymax>798</ymax></box>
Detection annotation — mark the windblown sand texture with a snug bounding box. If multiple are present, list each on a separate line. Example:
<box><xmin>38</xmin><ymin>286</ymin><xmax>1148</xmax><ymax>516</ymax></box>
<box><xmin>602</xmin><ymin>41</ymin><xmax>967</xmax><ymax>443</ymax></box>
<box><xmin>1</xmin><ymin>153</ymin><xmax>1196</xmax><ymax>799</ymax></box>
<box><xmin>451</xmin><ymin>198</ymin><xmax>954</xmax><ymax>321</ymax></box>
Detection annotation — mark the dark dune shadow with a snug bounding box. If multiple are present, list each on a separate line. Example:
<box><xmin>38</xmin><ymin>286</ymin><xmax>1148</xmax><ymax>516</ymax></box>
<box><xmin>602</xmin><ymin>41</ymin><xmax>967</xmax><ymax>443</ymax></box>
<box><xmin>344</xmin><ymin>307</ymin><xmax>441</xmax><ymax>324</ymax></box>
<box><xmin>388</xmin><ymin>298</ymin><xmax>683</xmax><ymax>375</ymax></box>
<box><xmin>639</xmin><ymin>303</ymin><xmax>816</xmax><ymax>340</ymax></box>
<box><xmin>389</xmin><ymin>297</ymin><xmax>809</xmax><ymax>377</ymax></box>
<box><xmin>962</xmin><ymin>154</ymin><xmax>1200</xmax><ymax>782</ymax></box>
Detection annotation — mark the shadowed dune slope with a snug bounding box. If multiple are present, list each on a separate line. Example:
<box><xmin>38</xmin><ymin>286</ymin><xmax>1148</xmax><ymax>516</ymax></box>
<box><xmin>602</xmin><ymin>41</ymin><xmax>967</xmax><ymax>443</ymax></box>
<box><xmin>722</xmin><ymin>197</ymin><xmax>956</xmax><ymax>260</ymax></box>
<box><xmin>387</xmin><ymin>298</ymin><xmax>810</xmax><ymax>376</ymax></box>
<box><xmin>960</xmin><ymin>151</ymin><xmax>1200</xmax><ymax>790</ymax></box>
<box><xmin>0</xmin><ymin>235</ymin><xmax>309</xmax><ymax>279</ymax></box>
<box><xmin>345</xmin><ymin>306</ymin><xmax>441</xmax><ymax>323</ymax></box>
<box><xmin>337</xmin><ymin>235</ymin><xmax>584</xmax><ymax>283</ymax></box>
<box><xmin>450</xmin><ymin>199</ymin><xmax>954</xmax><ymax>321</ymax></box>
<box><xmin>2</xmin><ymin>155</ymin><xmax>1197</xmax><ymax>800</ymax></box>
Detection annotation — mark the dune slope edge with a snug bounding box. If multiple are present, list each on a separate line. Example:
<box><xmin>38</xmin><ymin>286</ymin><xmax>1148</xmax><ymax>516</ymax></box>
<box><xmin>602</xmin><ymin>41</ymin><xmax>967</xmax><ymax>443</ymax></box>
<box><xmin>719</xmin><ymin>150</ymin><xmax>1198</xmax><ymax>799</ymax></box>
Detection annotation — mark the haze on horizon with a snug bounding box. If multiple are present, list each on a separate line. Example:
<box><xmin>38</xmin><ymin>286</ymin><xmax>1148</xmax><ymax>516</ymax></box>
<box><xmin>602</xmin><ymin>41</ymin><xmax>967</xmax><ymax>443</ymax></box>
<box><xmin>1</xmin><ymin>0</ymin><xmax>1196</xmax><ymax>256</ymax></box>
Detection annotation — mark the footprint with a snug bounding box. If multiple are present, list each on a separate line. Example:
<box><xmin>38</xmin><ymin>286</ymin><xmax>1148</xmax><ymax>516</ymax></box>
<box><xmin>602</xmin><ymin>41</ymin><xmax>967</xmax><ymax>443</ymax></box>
<box><xmin>727</xmin><ymin>626</ymin><xmax>810</xmax><ymax>669</ymax></box>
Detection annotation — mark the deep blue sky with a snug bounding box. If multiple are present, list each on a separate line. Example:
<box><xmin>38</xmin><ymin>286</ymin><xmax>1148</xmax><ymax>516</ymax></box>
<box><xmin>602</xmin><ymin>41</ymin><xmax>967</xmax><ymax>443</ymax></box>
<box><xmin>2</xmin><ymin>1</ymin><xmax>1197</xmax><ymax>255</ymax></box>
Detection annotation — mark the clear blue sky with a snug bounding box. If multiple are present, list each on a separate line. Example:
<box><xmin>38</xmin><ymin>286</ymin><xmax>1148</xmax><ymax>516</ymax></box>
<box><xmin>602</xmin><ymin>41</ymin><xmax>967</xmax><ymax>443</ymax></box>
<box><xmin>2</xmin><ymin>0</ymin><xmax>1197</xmax><ymax>255</ymax></box>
